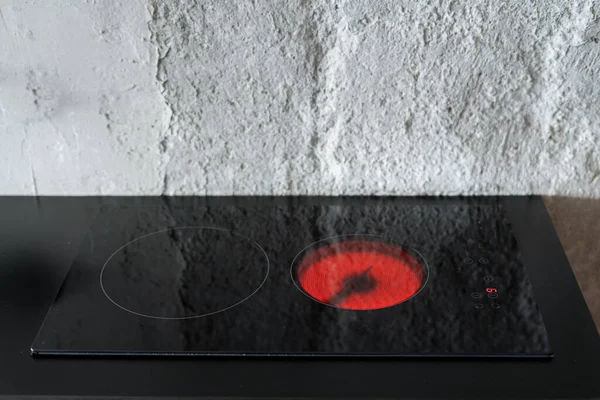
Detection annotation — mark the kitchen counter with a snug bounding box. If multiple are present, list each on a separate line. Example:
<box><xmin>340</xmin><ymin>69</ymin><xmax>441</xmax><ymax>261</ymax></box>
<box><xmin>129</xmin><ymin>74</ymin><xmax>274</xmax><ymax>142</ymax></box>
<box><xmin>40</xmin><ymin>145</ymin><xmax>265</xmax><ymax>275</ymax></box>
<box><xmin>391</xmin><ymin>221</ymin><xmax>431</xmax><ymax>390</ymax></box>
<box><xmin>0</xmin><ymin>196</ymin><xmax>599</xmax><ymax>399</ymax></box>
<box><xmin>544</xmin><ymin>197</ymin><xmax>600</xmax><ymax>333</ymax></box>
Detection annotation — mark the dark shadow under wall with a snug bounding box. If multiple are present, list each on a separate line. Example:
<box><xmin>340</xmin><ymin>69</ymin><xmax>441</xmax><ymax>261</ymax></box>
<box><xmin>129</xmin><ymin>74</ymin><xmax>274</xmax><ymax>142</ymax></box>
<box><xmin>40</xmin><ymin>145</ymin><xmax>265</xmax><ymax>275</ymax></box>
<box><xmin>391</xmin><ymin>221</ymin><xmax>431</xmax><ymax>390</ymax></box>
<box><xmin>544</xmin><ymin>196</ymin><xmax>600</xmax><ymax>333</ymax></box>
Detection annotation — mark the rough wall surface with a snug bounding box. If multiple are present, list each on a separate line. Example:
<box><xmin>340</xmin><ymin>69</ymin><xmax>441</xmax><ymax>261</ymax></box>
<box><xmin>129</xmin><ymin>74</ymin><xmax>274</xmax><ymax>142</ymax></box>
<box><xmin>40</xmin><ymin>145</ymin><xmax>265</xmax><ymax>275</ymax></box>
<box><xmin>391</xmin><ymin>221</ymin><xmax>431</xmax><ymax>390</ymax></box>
<box><xmin>0</xmin><ymin>0</ymin><xmax>598</xmax><ymax>196</ymax></box>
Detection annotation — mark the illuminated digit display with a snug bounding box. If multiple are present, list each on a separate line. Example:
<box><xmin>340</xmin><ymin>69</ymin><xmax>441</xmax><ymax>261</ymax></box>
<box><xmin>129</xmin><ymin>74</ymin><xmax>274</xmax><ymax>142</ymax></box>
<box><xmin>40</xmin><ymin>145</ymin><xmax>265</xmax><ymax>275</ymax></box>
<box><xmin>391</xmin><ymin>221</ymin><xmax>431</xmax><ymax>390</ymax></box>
<box><xmin>486</xmin><ymin>288</ymin><xmax>498</xmax><ymax>293</ymax></box>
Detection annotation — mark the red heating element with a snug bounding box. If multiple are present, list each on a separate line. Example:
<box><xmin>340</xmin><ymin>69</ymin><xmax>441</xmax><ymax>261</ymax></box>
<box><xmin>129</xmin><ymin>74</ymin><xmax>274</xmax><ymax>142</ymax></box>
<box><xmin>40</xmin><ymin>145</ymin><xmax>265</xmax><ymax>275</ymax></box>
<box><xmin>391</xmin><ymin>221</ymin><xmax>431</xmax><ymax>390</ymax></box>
<box><xmin>296</xmin><ymin>240</ymin><xmax>425</xmax><ymax>310</ymax></box>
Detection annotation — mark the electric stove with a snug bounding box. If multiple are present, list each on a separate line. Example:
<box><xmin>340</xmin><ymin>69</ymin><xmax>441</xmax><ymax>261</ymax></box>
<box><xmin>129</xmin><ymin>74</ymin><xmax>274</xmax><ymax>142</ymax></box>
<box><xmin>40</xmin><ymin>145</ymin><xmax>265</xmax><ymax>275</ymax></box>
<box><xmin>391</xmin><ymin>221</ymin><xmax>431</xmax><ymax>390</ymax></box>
<box><xmin>31</xmin><ymin>197</ymin><xmax>551</xmax><ymax>357</ymax></box>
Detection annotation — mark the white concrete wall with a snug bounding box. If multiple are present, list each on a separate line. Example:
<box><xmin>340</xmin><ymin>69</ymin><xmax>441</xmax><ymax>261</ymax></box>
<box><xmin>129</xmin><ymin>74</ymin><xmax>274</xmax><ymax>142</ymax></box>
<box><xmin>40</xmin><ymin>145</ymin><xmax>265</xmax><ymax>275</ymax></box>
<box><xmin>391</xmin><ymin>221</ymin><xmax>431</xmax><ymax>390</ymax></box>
<box><xmin>1</xmin><ymin>0</ymin><xmax>598</xmax><ymax>196</ymax></box>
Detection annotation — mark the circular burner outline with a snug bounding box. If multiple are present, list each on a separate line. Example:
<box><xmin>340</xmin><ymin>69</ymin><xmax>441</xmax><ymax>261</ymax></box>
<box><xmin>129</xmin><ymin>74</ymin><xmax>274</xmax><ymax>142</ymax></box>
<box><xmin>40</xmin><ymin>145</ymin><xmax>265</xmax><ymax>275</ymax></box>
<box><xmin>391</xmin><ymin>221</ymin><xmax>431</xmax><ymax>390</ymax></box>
<box><xmin>99</xmin><ymin>226</ymin><xmax>270</xmax><ymax>320</ymax></box>
<box><xmin>290</xmin><ymin>234</ymin><xmax>430</xmax><ymax>311</ymax></box>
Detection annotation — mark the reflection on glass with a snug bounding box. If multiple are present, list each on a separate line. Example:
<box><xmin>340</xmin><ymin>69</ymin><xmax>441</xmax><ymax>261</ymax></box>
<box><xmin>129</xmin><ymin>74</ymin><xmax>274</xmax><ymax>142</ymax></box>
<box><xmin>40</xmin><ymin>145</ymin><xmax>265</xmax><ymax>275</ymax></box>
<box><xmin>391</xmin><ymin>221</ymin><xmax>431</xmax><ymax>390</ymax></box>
<box><xmin>32</xmin><ymin>198</ymin><xmax>552</xmax><ymax>357</ymax></box>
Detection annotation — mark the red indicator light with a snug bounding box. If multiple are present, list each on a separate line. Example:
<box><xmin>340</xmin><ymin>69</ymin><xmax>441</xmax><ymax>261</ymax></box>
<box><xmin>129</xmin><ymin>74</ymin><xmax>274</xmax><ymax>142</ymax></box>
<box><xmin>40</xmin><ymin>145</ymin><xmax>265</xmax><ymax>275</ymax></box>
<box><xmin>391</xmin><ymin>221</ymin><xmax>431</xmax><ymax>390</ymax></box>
<box><xmin>486</xmin><ymin>287</ymin><xmax>498</xmax><ymax>293</ymax></box>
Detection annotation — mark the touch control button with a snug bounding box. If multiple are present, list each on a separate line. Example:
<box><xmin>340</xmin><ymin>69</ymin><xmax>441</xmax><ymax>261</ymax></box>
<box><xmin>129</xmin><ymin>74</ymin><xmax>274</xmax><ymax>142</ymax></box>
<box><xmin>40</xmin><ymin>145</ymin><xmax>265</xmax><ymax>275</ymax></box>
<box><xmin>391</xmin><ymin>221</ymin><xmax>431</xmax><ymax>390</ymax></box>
<box><xmin>488</xmin><ymin>292</ymin><xmax>499</xmax><ymax>299</ymax></box>
<box><xmin>479</xmin><ymin>258</ymin><xmax>489</xmax><ymax>264</ymax></box>
<box><xmin>484</xmin><ymin>276</ymin><xmax>494</xmax><ymax>282</ymax></box>
<box><xmin>471</xmin><ymin>292</ymin><xmax>482</xmax><ymax>299</ymax></box>
<box><xmin>464</xmin><ymin>258</ymin><xmax>474</xmax><ymax>264</ymax></box>
<box><xmin>491</xmin><ymin>303</ymin><xmax>501</xmax><ymax>309</ymax></box>
<box><xmin>474</xmin><ymin>303</ymin><xmax>484</xmax><ymax>309</ymax></box>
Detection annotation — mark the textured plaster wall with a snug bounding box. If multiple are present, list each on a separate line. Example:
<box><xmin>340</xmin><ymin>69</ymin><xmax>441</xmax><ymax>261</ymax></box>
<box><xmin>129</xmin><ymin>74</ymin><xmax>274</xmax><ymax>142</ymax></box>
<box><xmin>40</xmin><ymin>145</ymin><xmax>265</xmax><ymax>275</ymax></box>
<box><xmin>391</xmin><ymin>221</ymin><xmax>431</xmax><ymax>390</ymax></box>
<box><xmin>0</xmin><ymin>0</ymin><xmax>598</xmax><ymax>196</ymax></box>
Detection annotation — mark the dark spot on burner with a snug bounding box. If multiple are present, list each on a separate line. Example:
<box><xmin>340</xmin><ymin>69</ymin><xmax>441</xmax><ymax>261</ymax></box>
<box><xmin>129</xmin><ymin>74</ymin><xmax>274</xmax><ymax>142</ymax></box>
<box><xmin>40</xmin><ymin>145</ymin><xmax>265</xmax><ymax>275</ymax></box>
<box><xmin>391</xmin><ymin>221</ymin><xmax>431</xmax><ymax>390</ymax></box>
<box><xmin>328</xmin><ymin>266</ymin><xmax>377</xmax><ymax>306</ymax></box>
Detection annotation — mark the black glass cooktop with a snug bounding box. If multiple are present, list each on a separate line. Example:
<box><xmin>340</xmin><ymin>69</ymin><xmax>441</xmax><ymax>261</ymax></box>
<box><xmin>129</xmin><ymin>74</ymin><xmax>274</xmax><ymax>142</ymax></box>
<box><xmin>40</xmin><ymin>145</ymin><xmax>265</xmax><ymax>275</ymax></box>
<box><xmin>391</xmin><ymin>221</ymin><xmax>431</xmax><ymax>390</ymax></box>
<box><xmin>31</xmin><ymin>198</ymin><xmax>552</xmax><ymax>357</ymax></box>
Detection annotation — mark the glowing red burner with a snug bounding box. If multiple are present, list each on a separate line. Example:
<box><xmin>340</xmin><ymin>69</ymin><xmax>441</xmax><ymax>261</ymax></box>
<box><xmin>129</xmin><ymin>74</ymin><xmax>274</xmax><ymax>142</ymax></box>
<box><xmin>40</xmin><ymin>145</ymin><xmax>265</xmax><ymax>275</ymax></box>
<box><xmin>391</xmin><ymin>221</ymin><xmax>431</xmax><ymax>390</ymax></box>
<box><xmin>295</xmin><ymin>239</ymin><xmax>426</xmax><ymax>310</ymax></box>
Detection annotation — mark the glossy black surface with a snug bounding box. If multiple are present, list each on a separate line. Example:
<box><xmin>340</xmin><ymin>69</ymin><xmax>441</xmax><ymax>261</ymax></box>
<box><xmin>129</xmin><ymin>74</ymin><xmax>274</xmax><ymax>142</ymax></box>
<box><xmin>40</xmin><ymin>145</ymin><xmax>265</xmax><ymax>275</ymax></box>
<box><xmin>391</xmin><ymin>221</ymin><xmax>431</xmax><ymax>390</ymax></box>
<box><xmin>1</xmin><ymin>196</ymin><xmax>599</xmax><ymax>399</ymax></box>
<box><xmin>31</xmin><ymin>198</ymin><xmax>550</xmax><ymax>356</ymax></box>
<box><xmin>100</xmin><ymin>227</ymin><xmax>270</xmax><ymax>320</ymax></box>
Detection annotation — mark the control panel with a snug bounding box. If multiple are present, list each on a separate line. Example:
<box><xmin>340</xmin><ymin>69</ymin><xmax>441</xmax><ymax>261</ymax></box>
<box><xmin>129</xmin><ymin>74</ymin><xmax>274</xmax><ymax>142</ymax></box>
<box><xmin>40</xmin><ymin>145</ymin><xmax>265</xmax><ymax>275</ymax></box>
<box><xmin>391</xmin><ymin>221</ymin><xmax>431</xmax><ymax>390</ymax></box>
<box><xmin>462</xmin><ymin>257</ymin><xmax>502</xmax><ymax>310</ymax></box>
